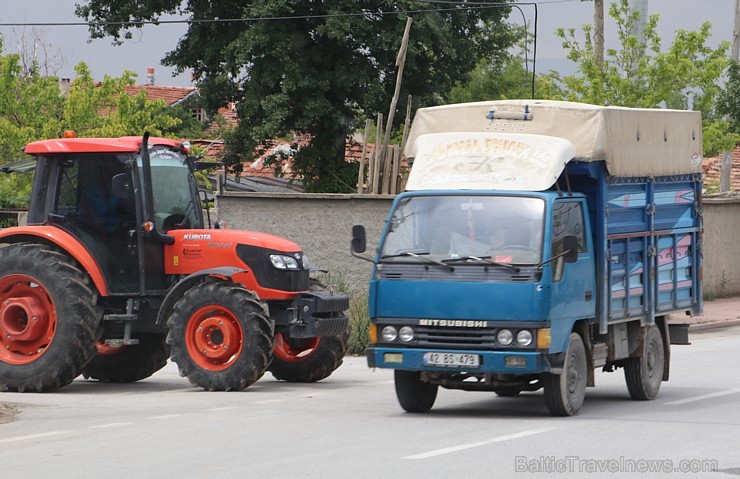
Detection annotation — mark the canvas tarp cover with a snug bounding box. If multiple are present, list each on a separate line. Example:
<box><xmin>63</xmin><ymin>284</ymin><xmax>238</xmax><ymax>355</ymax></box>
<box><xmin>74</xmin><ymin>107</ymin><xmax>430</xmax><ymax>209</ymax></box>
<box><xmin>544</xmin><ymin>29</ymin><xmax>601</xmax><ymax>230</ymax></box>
<box><xmin>404</xmin><ymin>100</ymin><xmax>703</xmax><ymax>177</ymax></box>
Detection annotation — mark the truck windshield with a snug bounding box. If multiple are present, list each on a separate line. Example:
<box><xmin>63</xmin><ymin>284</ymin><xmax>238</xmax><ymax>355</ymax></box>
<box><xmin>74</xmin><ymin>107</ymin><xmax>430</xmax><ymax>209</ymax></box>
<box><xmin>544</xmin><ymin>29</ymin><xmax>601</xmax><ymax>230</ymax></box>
<box><xmin>380</xmin><ymin>195</ymin><xmax>545</xmax><ymax>264</ymax></box>
<box><xmin>137</xmin><ymin>148</ymin><xmax>204</xmax><ymax>230</ymax></box>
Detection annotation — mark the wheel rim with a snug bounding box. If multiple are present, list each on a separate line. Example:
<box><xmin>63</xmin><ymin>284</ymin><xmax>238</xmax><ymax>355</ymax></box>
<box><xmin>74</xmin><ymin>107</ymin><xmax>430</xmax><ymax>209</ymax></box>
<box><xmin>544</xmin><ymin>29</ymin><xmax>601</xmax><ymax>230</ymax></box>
<box><xmin>185</xmin><ymin>305</ymin><xmax>243</xmax><ymax>371</ymax></box>
<box><xmin>95</xmin><ymin>342</ymin><xmax>128</xmax><ymax>356</ymax></box>
<box><xmin>273</xmin><ymin>333</ymin><xmax>320</xmax><ymax>363</ymax></box>
<box><xmin>0</xmin><ymin>274</ymin><xmax>57</xmax><ymax>365</ymax></box>
<box><xmin>645</xmin><ymin>336</ymin><xmax>659</xmax><ymax>380</ymax></box>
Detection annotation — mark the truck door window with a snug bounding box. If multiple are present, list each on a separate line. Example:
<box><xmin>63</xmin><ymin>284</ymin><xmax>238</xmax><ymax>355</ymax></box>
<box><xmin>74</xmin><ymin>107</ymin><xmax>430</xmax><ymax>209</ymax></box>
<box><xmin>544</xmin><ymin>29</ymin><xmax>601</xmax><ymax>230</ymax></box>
<box><xmin>552</xmin><ymin>201</ymin><xmax>586</xmax><ymax>281</ymax></box>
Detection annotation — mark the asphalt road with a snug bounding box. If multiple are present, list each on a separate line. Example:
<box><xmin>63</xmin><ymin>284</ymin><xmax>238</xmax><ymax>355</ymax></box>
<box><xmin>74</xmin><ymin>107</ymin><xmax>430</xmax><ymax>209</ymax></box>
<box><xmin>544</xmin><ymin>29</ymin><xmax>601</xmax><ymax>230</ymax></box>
<box><xmin>1</xmin><ymin>327</ymin><xmax>739</xmax><ymax>478</ymax></box>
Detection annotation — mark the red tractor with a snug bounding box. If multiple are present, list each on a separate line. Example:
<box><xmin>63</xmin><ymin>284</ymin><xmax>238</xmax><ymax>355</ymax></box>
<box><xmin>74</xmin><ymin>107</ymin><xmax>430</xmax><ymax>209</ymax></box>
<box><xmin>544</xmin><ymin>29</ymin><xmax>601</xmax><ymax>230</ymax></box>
<box><xmin>0</xmin><ymin>133</ymin><xmax>350</xmax><ymax>392</ymax></box>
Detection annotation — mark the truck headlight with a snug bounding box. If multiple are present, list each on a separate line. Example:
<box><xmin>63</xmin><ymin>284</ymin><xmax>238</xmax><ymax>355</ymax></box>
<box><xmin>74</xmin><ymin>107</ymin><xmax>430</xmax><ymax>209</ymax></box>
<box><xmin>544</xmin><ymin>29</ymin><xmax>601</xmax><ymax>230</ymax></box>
<box><xmin>399</xmin><ymin>326</ymin><xmax>415</xmax><ymax>342</ymax></box>
<box><xmin>516</xmin><ymin>329</ymin><xmax>533</xmax><ymax>347</ymax></box>
<box><xmin>497</xmin><ymin>329</ymin><xmax>513</xmax><ymax>346</ymax></box>
<box><xmin>381</xmin><ymin>326</ymin><xmax>398</xmax><ymax>342</ymax></box>
<box><xmin>269</xmin><ymin>254</ymin><xmax>300</xmax><ymax>270</ymax></box>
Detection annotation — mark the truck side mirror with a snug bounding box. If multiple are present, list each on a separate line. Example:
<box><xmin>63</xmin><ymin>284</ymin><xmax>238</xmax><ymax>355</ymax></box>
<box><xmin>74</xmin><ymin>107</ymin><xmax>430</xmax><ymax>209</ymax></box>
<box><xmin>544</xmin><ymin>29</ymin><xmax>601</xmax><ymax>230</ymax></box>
<box><xmin>351</xmin><ymin>225</ymin><xmax>367</xmax><ymax>254</ymax></box>
<box><xmin>562</xmin><ymin>235</ymin><xmax>579</xmax><ymax>263</ymax></box>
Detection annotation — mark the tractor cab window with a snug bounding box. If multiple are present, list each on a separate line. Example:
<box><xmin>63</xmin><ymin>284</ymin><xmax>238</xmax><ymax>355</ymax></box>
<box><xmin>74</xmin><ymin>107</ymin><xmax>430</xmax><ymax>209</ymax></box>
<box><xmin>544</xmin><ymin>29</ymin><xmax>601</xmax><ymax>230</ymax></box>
<box><xmin>138</xmin><ymin>148</ymin><xmax>203</xmax><ymax>231</ymax></box>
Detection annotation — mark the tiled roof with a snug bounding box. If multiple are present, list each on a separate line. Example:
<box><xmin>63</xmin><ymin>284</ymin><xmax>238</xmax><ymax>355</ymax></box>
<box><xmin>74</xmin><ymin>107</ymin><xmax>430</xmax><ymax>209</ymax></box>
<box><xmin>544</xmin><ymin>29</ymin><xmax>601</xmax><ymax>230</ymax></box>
<box><xmin>123</xmin><ymin>85</ymin><xmax>196</xmax><ymax>105</ymax></box>
<box><xmin>702</xmin><ymin>148</ymin><xmax>740</xmax><ymax>192</ymax></box>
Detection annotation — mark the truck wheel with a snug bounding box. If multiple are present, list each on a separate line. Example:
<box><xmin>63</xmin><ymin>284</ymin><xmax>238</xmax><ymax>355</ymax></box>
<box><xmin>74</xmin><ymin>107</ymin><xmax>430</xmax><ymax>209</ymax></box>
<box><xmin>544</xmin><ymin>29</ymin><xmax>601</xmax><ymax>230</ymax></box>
<box><xmin>82</xmin><ymin>335</ymin><xmax>169</xmax><ymax>383</ymax></box>
<box><xmin>624</xmin><ymin>325</ymin><xmax>664</xmax><ymax>400</ymax></box>
<box><xmin>268</xmin><ymin>279</ymin><xmax>349</xmax><ymax>383</ymax></box>
<box><xmin>543</xmin><ymin>332</ymin><xmax>587</xmax><ymax>416</ymax></box>
<box><xmin>167</xmin><ymin>282</ymin><xmax>273</xmax><ymax>391</ymax></box>
<box><xmin>269</xmin><ymin>329</ymin><xmax>350</xmax><ymax>382</ymax></box>
<box><xmin>0</xmin><ymin>243</ymin><xmax>98</xmax><ymax>392</ymax></box>
<box><xmin>395</xmin><ymin>370</ymin><xmax>438</xmax><ymax>413</ymax></box>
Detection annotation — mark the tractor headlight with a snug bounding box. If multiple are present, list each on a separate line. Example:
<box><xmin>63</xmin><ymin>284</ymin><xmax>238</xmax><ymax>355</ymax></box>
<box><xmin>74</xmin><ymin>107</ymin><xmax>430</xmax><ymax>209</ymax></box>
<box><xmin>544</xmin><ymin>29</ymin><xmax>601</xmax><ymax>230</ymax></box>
<box><xmin>300</xmin><ymin>252</ymin><xmax>310</xmax><ymax>269</ymax></box>
<box><xmin>381</xmin><ymin>326</ymin><xmax>398</xmax><ymax>342</ymax></box>
<box><xmin>497</xmin><ymin>328</ymin><xmax>514</xmax><ymax>347</ymax></box>
<box><xmin>269</xmin><ymin>254</ymin><xmax>300</xmax><ymax>270</ymax></box>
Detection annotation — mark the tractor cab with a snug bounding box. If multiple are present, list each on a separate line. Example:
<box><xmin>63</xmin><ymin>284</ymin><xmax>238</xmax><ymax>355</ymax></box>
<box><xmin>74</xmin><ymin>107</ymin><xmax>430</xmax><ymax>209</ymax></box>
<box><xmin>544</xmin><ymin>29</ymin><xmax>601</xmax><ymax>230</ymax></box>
<box><xmin>26</xmin><ymin>137</ymin><xmax>202</xmax><ymax>295</ymax></box>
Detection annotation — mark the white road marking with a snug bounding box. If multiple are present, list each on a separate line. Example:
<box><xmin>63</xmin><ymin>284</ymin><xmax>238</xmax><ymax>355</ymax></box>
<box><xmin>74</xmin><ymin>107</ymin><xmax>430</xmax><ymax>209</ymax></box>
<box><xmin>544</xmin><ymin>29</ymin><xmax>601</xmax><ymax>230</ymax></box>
<box><xmin>149</xmin><ymin>414</ymin><xmax>184</xmax><ymax>420</ymax></box>
<box><xmin>254</xmin><ymin>399</ymin><xmax>287</xmax><ymax>405</ymax></box>
<box><xmin>403</xmin><ymin>428</ymin><xmax>554</xmax><ymax>460</ymax></box>
<box><xmin>665</xmin><ymin>387</ymin><xmax>740</xmax><ymax>405</ymax></box>
<box><xmin>0</xmin><ymin>431</ymin><xmax>71</xmax><ymax>444</ymax></box>
<box><xmin>89</xmin><ymin>422</ymin><xmax>133</xmax><ymax>429</ymax></box>
<box><xmin>205</xmin><ymin>406</ymin><xmax>238</xmax><ymax>412</ymax></box>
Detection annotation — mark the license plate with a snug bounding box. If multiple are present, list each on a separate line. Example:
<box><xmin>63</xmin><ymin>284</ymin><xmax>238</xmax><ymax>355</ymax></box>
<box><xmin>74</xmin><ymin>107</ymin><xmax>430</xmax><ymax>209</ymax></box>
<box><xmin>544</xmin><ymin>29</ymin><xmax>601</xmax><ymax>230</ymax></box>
<box><xmin>423</xmin><ymin>352</ymin><xmax>480</xmax><ymax>368</ymax></box>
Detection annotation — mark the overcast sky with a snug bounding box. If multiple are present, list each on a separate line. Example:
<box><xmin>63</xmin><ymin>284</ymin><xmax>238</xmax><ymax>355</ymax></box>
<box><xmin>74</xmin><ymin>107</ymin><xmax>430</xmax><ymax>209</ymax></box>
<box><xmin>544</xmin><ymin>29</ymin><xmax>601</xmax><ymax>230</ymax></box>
<box><xmin>0</xmin><ymin>0</ymin><xmax>735</xmax><ymax>87</ymax></box>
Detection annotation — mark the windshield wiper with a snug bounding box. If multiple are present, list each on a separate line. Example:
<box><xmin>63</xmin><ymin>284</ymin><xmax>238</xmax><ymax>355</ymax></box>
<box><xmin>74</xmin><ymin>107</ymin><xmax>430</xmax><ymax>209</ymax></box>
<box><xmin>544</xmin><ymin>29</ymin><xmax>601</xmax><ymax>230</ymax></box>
<box><xmin>442</xmin><ymin>255</ymin><xmax>520</xmax><ymax>273</ymax></box>
<box><xmin>380</xmin><ymin>251</ymin><xmax>455</xmax><ymax>272</ymax></box>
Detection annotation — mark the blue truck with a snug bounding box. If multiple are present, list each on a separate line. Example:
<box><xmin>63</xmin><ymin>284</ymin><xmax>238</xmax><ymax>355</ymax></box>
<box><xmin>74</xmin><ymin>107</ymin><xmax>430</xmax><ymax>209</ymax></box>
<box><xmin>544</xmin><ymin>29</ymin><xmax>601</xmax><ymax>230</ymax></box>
<box><xmin>352</xmin><ymin>100</ymin><xmax>703</xmax><ymax>416</ymax></box>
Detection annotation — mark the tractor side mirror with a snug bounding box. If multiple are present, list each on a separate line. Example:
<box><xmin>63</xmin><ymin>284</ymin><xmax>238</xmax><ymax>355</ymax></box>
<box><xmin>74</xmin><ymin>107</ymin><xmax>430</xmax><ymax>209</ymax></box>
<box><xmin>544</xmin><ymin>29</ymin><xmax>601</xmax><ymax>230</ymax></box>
<box><xmin>351</xmin><ymin>225</ymin><xmax>367</xmax><ymax>254</ymax></box>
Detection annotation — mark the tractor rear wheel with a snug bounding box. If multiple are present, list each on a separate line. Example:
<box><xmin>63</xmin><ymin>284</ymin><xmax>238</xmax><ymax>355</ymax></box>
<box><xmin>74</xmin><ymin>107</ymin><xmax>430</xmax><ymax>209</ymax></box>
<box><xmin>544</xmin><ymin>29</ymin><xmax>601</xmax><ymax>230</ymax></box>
<box><xmin>82</xmin><ymin>335</ymin><xmax>169</xmax><ymax>383</ymax></box>
<box><xmin>167</xmin><ymin>281</ymin><xmax>273</xmax><ymax>391</ymax></box>
<box><xmin>0</xmin><ymin>243</ymin><xmax>98</xmax><ymax>392</ymax></box>
<box><xmin>268</xmin><ymin>280</ymin><xmax>350</xmax><ymax>383</ymax></box>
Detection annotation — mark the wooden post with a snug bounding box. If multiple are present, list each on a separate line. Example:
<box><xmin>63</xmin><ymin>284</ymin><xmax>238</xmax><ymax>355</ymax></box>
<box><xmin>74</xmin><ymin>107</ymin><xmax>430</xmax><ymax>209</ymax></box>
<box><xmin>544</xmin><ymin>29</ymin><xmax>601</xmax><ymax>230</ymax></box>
<box><xmin>400</xmin><ymin>94</ymin><xmax>413</xmax><ymax>154</ymax></box>
<box><xmin>594</xmin><ymin>0</ymin><xmax>604</xmax><ymax>68</ymax></box>
<box><xmin>391</xmin><ymin>145</ymin><xmax>401</xmax><ymax>194</ymax></box>
<box><xmin>380</xmin><ymin>17</ymin><xmax>413</xmax><ymax>168</ymax></box>
<box><xmin>371</xmin><ymin>113</ymin><xmax>383</xmax><ymax>193</ymax></box>
<box><xmin>357</xmin><ymin>119</ymin><xmax>372</xmax><ymax>193</ymax></box>
<box><xmin>721</xmin><ymin>151</ymin><xmax>732</xmax><ymax>192</ymax></box>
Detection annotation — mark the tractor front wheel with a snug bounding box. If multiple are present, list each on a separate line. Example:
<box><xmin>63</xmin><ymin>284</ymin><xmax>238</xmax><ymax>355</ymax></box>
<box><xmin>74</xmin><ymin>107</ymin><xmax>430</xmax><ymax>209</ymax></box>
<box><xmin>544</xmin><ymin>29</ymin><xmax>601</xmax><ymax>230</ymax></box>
<box><xmin>269</xmin><ymin>328</ymin><xmax>350</xmax><ymax>382</ymax></box>
<box><xmin>268</xmin><ymin>280</ymin><xmax>349</xmax><ymax>383</ymax></box>
<box><xmin>167</xmin><ymin>282</ymin><xmax>273</xmax><ymax>391</ymax></box>
<box><xmin>0</xmin><ymin>243</ymin><xmax>98</xmax><ymax>392</ymax></box>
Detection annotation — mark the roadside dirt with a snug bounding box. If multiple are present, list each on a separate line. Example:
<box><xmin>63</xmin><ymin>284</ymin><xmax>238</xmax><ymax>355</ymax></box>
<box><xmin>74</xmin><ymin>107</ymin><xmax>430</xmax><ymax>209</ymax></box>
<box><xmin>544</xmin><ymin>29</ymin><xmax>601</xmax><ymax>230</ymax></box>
<box><xmin>0</xmin><ymin>402</ymin><xmax>18</xmax><ymax>424</ymax></box>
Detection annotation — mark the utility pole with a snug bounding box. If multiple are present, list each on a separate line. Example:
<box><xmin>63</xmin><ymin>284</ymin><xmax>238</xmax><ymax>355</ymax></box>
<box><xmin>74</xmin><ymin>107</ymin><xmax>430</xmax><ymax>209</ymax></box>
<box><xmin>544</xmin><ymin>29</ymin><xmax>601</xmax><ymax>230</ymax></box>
<box><xmin>723</xmin><ymin>0</ymin><xmax>740</xmax><ymax>192</ymax></box>
<box><xmin>593</xmin><ymin>0</ymin><xmax>604</xmax><ymax>68</ymax></box>
<box><xmin>629</xmin><ymin>0</ymin><xmax>648</xmax><ymax>46</ymax></box>
<box><xmin>734</xmin><ymin>0</ymin><xmax>740</xmax><ymax>61</ymax></box>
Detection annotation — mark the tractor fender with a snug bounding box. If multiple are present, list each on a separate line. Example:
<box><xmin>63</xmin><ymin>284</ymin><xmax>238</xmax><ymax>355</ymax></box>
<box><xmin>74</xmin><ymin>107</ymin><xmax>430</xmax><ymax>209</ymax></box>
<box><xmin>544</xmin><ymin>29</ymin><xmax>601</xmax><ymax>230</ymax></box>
<box><xmin>156</xmin><ymin>267</ymin><xmax>258</xmax><ymax>325</ymax></box>
<box><xmin>0</xmin><ymin>226</ymin><xmax>109</xmax><ymax>296</ymax></box>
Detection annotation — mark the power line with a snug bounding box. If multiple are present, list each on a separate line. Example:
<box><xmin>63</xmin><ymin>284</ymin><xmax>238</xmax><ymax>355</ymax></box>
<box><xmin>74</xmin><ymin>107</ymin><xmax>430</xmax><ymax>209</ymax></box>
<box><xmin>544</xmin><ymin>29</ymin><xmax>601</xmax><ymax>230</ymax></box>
<box><xmin>0</xmin><ymin>5</ymin><xmax>511</xmax><ymax>28</ymax></box>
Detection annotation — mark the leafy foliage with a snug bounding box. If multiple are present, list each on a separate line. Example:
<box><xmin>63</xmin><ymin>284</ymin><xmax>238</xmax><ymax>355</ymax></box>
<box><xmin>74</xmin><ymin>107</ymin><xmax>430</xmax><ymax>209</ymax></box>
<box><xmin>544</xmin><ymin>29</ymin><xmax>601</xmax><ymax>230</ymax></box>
<box><xmin>0</xmin><ymin>43</ymin><xmax>202</xmax><ymax>207</ymax></box>
<box><xmin>76</xmin><ymin>0</ymin><xmax>519</xmax><ymax>192</ymax></box>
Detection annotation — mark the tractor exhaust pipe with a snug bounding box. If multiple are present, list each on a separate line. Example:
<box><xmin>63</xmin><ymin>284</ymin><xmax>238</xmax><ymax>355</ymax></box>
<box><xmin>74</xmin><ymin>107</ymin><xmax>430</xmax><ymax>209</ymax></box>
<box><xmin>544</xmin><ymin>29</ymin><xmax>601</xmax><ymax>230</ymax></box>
<box><xmin>140</xmin><ymin>132</ymin><xmax>174</xmax><ymax>245</ymax></box>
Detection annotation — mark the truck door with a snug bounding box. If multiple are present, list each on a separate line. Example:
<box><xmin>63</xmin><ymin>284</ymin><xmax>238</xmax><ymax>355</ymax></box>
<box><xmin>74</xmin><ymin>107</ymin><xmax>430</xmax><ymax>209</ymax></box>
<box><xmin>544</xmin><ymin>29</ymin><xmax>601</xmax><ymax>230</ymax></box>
<box><xmin>549</xmin><ymin>199</ymin><xmax>596</xmax><ymax>321</ymax></box>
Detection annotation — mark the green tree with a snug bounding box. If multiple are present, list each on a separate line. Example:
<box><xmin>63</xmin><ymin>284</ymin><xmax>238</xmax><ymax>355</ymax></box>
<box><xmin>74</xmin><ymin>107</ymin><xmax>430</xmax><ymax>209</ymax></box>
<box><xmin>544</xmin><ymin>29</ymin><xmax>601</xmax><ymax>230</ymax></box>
<box><xmin>543</xmin><ymin>0</ymin><xmax>729</xmax><ymax>156</ymax></box>
<box><xmin>76</xmin><ymin>1</ymin><xmax>518</xmax><ymax>192</ymax></box>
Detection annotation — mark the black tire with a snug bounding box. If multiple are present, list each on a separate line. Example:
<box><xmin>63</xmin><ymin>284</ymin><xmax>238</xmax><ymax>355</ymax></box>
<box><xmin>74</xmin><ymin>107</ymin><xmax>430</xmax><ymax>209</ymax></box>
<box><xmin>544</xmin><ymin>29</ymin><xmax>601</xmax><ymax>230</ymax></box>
<box><xmin>0</xmin><ymin>243</ymin><xmax>98</xmax><ymax>392</ymax></box>
<box><xmin>624</xmin><ymin>325</ymin><xmax>664</xmax><ymax>400</ymax></box>
<box><xmin>268</xmin><ymin>280</ymin><xmax>350</xmax><ymax>383</ymax></box>
<box><xmin>82</xmin><ymin>335</ymin><xmax>170</xmax><ymax>383</ymax></box>
<box><xmin>395</xmin><ymin>370</ymin><xmax>438</xmax><ymax>413</ymax></box>
<box><xmin>543</xmin><ymin>332</ymin><xmax>587</xmax><ymax>416</ymax></box>
<box><xmin>269</xmin><ymin>330</ymin><xmax>350</xmax><ymax>382</ymax></box>
<box><xmin>166</xmin><ymin>281</ymin><xmax>273</xmax><ymax>391</ymax></box>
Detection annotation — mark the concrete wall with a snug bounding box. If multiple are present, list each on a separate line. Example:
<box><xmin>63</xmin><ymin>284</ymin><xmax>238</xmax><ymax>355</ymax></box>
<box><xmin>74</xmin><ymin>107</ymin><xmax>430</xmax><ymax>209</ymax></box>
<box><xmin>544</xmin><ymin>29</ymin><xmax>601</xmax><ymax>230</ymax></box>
<box><xmin>702</xmin><ymin>197</ymin><xmax>740</xmax><ymax>297</ymax></box>
<box><xmin>216</xmin><ymin>192</ymin><xmax>740</xmax><ymax>298</ymax></box>
<box><xmin>215</xmin><ymin>193</ymin><xmax>395</xmax><ymax>291</ymax></box>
